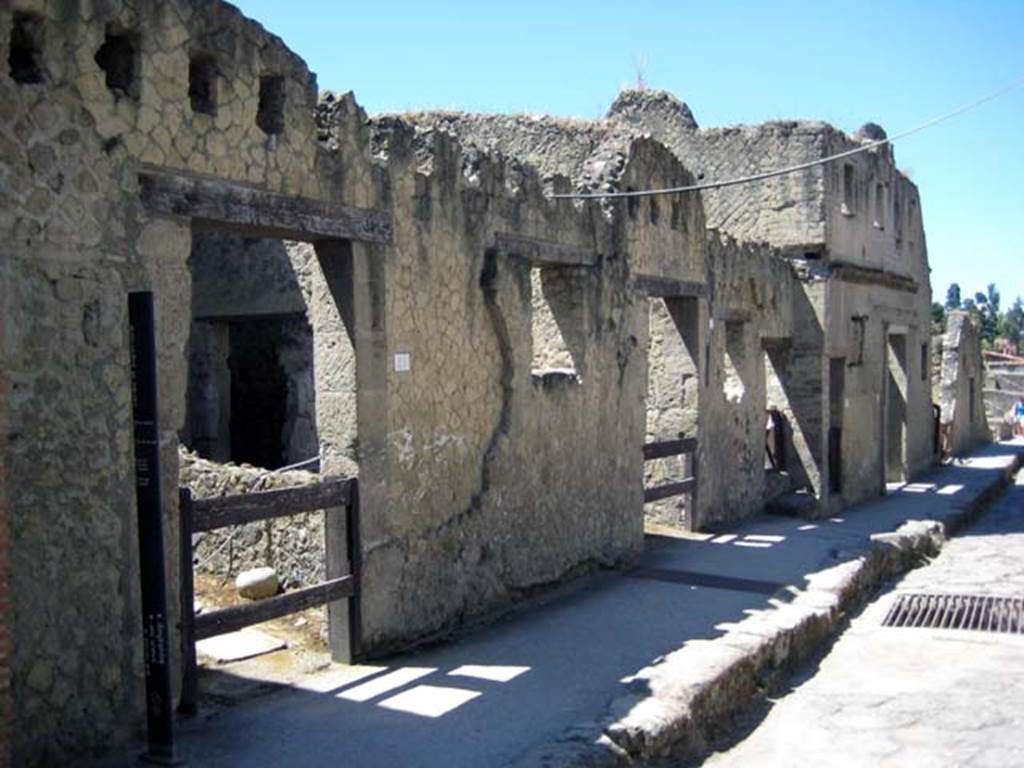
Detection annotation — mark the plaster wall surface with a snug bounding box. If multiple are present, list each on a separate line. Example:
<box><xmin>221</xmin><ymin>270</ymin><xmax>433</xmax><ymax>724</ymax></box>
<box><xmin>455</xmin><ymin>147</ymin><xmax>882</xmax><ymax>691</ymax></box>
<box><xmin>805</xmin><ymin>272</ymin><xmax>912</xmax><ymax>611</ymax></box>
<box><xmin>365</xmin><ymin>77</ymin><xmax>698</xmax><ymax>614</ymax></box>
<box><xmin>190</xmin><ymin>234</ymin><xmax>313</xmax><ymax>320</ymax></box>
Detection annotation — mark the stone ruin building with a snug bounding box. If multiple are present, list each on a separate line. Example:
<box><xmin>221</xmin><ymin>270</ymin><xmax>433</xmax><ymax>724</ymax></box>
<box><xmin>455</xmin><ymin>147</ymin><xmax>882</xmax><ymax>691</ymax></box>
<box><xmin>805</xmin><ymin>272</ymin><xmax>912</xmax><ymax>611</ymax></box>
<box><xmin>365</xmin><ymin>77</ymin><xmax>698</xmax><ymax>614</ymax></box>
<box><xmin>984</xmin><ymin>347</ymin><xmax>1024</xmax><ymax>441</ymax></box>
<box><xmin>935</xmin><ymin>310</ymin><xmax>991</xmax><ymax>453</ymax></box>
<box><xmin>0</xmin><ymin>0</ymin><xmax>946</xmax><ymax>764</ymax></box>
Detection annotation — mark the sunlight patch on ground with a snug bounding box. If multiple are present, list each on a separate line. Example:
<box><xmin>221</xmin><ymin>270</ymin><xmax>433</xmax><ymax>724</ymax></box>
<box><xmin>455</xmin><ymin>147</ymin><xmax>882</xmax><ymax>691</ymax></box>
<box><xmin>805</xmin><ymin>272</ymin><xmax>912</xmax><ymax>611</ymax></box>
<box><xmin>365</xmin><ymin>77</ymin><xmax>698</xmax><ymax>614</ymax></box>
<box><xmin>337</xmin><ymin>667</ymin><xmax>436</xmax><ymax>702</ymax></box>
<box><xmin>901</xmin><ymin>482</ymin><xmax>937</xmax><ymax>493</ymax></box>
<box><xmin>378</xmin><ymin>685</ymin><xmax>482</xmax><ymax>718</ymax></box>
<box><xmin>449</xmin><ymin>665</ymin><xmax>529</xmax><ymax>683</ymax></box>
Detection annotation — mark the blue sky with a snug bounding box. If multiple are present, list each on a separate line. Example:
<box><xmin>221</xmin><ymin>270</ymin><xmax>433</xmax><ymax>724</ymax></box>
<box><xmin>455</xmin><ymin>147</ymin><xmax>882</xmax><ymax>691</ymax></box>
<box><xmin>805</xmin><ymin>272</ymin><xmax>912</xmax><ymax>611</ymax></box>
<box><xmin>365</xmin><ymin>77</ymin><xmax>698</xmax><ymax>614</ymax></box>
<box><xmin>236</xmin><ymin>0</ymin><xmax>1023</xmax><ymax>307</ymax></box>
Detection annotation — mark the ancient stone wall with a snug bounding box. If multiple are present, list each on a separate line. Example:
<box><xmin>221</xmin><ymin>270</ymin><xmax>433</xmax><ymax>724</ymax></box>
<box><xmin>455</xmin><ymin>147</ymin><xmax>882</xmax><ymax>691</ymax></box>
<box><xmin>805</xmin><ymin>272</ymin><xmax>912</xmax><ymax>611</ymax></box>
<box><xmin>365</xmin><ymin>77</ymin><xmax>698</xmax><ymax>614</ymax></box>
<box><xmin>2</xmin><ymin>3</ymin><xmax>943</xmax><ymax>763</ymax></box>
<box><xmin>399</xmin><ymin>111</ymin><xmax>610</xmax><ymax>184</ymax></box>
<box><xmin>0</xmin><ymin>273</ymin><xmax>9</xmax><ymax>768</ymax></box>
<box><xmin>401</xmin><ymin>111</ymin><xmax>714</xmax><ymax>532</ymax></box>
<box><xmin>822</xmin><ymin>131</ymin><xmax>928</xmax><ymax>279</ymax></box>
<box><xmin>0</xmin><ymin>1</ymin><xmax>373</xmax><ymax>762</ymax></box>
<box><xmin>179</xmin><ymin>448</ymin><xmax>326</xmax><ymax>586</ymax></box>
<box><xmin>608</xmin><ymin>90</ymin><xmax>829</xmax><ymax>254</ymax></box>
<box><xmin>939</xmin><ymin>311</ymin><xmax>991</xmax><ymax>453</ymax></box>
<box><xmin>610</xmin><ymin>89</ymin><xmax>934</xmax><ymax>514</ymax></box>
<box><xmin>696</xmin><ymin>232</ymin><xmax>796</xmax><ymax>527</ymax></box>
<box><xmin>350</xmin><ymin>112</ymin><xmax>706</xmax><ymax>652</ymax></box>
<box><xmin>985</xmin><ymin>359</ymin><xmax>1024</xmax><ymax>438</ymax></box>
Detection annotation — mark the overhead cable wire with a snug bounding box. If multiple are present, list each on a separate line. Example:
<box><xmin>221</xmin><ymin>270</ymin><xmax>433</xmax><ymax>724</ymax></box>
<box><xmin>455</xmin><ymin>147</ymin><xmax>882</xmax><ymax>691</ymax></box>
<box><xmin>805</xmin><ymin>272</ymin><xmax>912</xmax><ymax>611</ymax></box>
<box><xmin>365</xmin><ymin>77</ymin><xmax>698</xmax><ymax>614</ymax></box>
<box><xmin>548</xmin><ymin>75</ymin><xmax>1024</xmax><ymax>200</ymax></box>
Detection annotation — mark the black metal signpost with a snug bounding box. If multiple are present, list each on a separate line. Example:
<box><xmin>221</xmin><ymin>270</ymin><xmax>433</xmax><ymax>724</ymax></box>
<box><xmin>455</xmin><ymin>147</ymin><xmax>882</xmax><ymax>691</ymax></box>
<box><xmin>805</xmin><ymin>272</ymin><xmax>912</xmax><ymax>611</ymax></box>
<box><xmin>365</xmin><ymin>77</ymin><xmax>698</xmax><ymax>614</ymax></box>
<box><xmin>129</xmin><ymin>291</ymin><xmax>179</xmax><ymax>765</ymax></box>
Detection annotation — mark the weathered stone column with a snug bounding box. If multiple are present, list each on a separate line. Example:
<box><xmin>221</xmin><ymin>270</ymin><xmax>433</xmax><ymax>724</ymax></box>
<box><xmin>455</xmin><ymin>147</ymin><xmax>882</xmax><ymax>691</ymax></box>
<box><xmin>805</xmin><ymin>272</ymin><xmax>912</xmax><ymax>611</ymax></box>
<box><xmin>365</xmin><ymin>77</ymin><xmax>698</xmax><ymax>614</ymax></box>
<box><xmin>310</xmin><ymin>239</ymin><xmax>388</xmax><ymax>660</ymax></box>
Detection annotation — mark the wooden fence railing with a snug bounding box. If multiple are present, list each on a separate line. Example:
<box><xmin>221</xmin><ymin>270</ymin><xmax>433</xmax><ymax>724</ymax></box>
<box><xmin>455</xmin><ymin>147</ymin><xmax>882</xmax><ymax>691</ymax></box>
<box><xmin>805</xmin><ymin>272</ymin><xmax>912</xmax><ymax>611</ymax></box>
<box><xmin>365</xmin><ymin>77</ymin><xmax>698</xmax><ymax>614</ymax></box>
<box><xmin>178</xmin><ymin>476</ymin><xmax>359</xmax><ymax>714</ymax></box>
<box><xmin>642</xmin><ymin>437</ymin><xmax>697</xmax><ymax>502</ymax></box>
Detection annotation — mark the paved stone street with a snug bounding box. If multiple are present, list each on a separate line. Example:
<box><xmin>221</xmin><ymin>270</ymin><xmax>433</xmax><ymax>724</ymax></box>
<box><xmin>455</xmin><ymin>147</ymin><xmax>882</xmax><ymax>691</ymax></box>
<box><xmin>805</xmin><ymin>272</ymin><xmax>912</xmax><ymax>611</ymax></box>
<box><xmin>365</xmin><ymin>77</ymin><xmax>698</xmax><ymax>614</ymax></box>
<box><xmin>707</xmin><ymin>468</ymin><xmax>1024</xmax><ymax>768</ymax></box>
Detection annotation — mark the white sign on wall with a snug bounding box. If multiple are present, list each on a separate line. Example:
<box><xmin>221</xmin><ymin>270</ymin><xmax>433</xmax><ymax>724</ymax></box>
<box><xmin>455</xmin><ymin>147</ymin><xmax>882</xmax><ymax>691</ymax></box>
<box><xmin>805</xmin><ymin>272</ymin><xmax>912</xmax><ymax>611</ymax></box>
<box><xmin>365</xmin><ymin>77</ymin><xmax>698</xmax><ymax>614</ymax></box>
<box><xmin>394</xmin><ymin>352</ymin><xmax>411</xmax><ymax>373</ymax></box>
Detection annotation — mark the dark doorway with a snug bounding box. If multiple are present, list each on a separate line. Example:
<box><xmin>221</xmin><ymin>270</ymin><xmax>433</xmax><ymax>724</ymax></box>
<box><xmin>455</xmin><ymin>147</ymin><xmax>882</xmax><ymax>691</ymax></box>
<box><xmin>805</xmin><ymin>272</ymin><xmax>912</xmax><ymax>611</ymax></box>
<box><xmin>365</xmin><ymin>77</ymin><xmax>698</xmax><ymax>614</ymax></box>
<box><xmin>828</xmin><ymin>357</ymin><xmax>845</xmax><ymax>494</ymax></box>
<box><xmin>184</xmin><ymin>232</ymin><xmax>324</xmax><ymax>471</ymax></box>
<box><xmin>228</xmin><ymin>319</ymin><xmax>289</xmax><ymax>468</ymax></box>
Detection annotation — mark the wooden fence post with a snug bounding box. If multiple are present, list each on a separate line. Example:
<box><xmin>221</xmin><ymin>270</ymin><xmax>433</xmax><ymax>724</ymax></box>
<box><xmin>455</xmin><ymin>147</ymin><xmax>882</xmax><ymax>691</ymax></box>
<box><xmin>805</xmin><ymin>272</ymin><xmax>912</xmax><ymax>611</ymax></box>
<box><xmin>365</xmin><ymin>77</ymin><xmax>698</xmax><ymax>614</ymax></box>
<box><xmin>325</xmin><ymin>480</ymin><xmax>360</xmax><ymax>663</ymax></box>
<box><xmin>346</xmin><ymin>480</ymin><xmax>362</xmax><ymax>661</ymax></box>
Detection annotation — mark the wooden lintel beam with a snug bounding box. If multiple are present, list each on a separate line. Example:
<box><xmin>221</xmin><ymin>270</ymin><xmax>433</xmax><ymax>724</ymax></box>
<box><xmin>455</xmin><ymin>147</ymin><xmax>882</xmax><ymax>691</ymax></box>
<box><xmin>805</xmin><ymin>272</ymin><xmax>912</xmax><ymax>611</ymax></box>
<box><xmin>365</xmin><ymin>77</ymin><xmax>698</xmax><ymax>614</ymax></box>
<box><xmin>138</xmin><ymin>166</ymin><xmax>392</xmax><ymax>244</ymax></box>
<box><xmin>761</xmin><ymin>336</ymin><xmax>792</xmax><ymax>350</ymax></box>
<box><xmin>830</xmin><ymin>263</ymin><xmax>918</xmax><ymax>294</ymax></box>
<box><xmin>633</xmin><ymin>274</ymin><xmax>706</xmax><ymax>298</ymax></box>
<box><xmin>493</xmin><ymin>232</ymin><xmax>595</xmax><ymax>267</ymax></box>
<box><xmin>716</xmin><ymin>307</ymin><xmax>753</xmax><ymax>323</ymax></box>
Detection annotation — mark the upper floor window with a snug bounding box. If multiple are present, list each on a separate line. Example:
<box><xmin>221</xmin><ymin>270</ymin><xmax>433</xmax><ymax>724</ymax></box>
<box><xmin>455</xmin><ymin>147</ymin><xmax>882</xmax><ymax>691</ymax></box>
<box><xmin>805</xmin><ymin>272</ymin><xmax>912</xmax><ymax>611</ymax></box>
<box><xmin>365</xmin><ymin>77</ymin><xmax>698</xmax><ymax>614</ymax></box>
<box><xmin>893</xmin><ymin>189</ymin><xmax>902</xmax><ymax>246</ymax></box>
<box><xmin>9</xmin><ymin>12</ymin><xmax>44</xmax><ymax>84</ymax></box>
<box><xmin>873</xmin><ymin>183</ymin><xmax>885</xmax><ymax>229</ymax></box>
<box><xmin>95</xmin><ymin>27</ymin><xmax>139</xmax><ymax>99</ymax></box>
<box><xmin>841</xmin><ymin>163</ymin><xmax>855</xmax><ymax>216</ymax></box>
<box><xmin>189</xmin><ymin>54</ymin><xmax>218</xmax><ymax>116</ymax></box>
<box><xmin>257</xmin><ymin>75</ymin><xmax>285</xmax><ymax>135</ymax></box>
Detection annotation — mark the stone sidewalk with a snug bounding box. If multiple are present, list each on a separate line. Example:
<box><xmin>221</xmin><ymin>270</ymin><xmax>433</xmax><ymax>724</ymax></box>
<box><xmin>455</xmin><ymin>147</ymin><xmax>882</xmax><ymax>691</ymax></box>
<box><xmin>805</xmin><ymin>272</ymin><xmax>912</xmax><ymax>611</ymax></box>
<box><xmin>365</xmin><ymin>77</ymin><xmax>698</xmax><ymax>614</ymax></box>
<box><xmin>107</xmin><ymin>440</ymin><xmax>1023</xmax><ymax>767</ymax></box>
<box><xmin>706</xmin><ymin>463</ymin><xmax>1024</xmax><ymax>767</ymax></box>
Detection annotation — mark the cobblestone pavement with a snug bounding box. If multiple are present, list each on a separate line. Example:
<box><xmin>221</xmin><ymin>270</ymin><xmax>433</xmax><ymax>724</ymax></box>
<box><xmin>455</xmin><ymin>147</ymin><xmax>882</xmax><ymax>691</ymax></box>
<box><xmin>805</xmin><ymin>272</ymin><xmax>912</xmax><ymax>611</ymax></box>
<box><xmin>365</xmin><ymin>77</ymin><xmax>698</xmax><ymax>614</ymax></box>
<box><xmin>706</xmin><ymin>469</ymin><xmax>1024</xmax><ymax>768</ymax></box>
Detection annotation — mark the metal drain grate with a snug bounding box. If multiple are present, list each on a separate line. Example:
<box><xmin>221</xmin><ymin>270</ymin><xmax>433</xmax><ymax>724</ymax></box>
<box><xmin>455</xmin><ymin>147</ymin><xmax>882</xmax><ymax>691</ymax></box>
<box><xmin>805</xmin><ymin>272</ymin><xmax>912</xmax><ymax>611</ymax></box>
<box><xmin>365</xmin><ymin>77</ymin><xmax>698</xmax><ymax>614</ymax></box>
<box><xmin>882</xmin><ymin>593</ymin><xmax>1024</xmax><ymax>634</ymax></box>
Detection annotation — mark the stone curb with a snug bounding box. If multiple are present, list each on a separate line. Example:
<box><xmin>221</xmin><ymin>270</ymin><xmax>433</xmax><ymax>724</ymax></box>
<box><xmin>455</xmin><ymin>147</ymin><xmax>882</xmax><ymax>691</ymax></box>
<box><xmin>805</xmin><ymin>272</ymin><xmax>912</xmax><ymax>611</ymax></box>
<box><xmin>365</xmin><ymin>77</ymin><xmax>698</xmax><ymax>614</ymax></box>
<box><xmin>509</xmin><ymin>453</ymin><xmax>1022</xmax><ymax>768</ymax></box>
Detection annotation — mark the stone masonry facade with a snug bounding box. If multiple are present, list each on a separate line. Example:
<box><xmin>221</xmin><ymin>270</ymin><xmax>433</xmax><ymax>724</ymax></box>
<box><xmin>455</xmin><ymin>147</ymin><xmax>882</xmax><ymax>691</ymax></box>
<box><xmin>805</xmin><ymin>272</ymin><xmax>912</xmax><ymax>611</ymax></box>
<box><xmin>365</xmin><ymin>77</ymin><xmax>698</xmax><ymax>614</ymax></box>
<box><xmin>0</xmin><ymin>1</ymin><xmax>956</xmax><ymax>764</ymax></box>
<box><xmin>938</xmin><ymin>310</ymin><xmax>991</xmax><ymax>453</ymax></box>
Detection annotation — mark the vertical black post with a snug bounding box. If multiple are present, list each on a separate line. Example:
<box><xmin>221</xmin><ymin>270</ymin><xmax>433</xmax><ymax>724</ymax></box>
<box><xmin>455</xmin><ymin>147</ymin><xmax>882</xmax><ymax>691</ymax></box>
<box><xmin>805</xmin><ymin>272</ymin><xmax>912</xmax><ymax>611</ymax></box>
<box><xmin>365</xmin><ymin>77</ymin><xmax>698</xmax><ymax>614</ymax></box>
<box><xmin>129</xmin><ymin>291</ymin><xmax>178</xmax><ymax>765</ymax></box>
<box><xmin>178</xmin><ymin>487</ymin><xmax>197</xmax><ymax>717</ymax></box>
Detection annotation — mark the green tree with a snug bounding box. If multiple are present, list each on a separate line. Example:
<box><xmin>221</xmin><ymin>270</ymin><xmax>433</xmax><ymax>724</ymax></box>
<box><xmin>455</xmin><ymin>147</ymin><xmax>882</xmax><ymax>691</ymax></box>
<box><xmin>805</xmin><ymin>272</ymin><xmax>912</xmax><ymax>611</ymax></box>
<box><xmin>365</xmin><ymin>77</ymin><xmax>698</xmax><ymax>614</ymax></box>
<box><xmin>945</xmin><ymin>282</ymin><xmax>962</xmax><ymax>310</ymax></box>
<box><xmin>1000</xmin><ymin>297</ymin><xmax>1023</xmax><ymax>351</ymax></box>
<box><xmin>975</xmin><ymin>283</ymin><xmax>1000</xmax><ymax>345</ymax></box>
